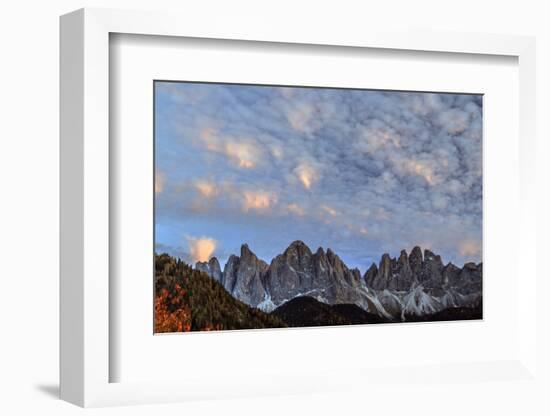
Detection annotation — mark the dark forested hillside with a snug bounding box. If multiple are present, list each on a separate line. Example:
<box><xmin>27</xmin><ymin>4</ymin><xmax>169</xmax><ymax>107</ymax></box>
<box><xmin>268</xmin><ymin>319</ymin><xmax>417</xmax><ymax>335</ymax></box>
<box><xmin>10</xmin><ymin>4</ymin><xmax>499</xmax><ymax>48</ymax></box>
<box><xmin>154</xmin><ymin>253</ymin><xmax>286</xmax><ymax>333</ymax></box>
<box><xmin>403</xmin><ymin>303</ymin><xmax>483</xmax><ymax>323</ymax></box>
<box><xmin>271</xmin><ymin>296</ymin><xmax>390</xmax><ymax>327</ymax></box>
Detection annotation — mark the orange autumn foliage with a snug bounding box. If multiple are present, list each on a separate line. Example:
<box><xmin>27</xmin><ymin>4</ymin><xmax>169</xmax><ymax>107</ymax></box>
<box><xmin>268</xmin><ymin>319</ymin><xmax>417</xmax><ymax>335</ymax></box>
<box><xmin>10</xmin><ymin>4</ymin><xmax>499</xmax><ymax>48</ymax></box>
<box><xmin>154</xmin><ymin>284</ymin><xmax>192</xmax><ymax>333</ymax></box>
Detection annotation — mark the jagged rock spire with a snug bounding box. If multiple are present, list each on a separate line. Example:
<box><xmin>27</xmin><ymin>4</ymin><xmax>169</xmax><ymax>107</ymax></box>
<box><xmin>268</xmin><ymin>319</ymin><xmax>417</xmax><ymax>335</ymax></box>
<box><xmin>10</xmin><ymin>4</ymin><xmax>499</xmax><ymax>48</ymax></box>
<box><xmin>195</xmin><ymin>257</ymin><xmax>222</xmax><ymax>282</ymax></box>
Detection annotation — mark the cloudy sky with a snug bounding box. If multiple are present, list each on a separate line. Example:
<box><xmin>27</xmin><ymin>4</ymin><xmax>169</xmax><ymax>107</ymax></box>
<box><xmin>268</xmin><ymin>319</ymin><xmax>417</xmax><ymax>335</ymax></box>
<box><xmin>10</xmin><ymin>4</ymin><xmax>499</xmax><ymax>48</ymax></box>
<box><xmin>154</xmin><ymin>81</ymin><xmax>482</xmax><ymax>273</ymax></box>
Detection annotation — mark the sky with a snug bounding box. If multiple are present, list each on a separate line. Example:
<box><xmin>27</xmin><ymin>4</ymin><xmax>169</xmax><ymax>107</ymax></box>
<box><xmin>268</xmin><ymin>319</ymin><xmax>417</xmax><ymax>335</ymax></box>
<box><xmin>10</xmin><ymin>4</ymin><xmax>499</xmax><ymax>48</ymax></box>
<box><xmin>154</xmin><ymin>81</ymin><xmax>482</xmax><ymax>273</ymax></box>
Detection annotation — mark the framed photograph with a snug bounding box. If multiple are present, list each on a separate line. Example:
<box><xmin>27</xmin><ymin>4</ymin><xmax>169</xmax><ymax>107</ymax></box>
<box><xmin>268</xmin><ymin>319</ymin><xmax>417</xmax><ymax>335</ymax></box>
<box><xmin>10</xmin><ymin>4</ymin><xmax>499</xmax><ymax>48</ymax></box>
<box><xmin>60</xmin><ymin>8</ymin><xmax>538</xmax><ymax>408</ymax></box>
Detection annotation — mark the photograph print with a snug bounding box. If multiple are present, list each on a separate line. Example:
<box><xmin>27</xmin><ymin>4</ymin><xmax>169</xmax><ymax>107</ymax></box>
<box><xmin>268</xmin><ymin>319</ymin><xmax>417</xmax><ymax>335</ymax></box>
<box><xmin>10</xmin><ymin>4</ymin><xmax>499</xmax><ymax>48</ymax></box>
<box><xmin>154</xmin><ymin>81</ymin><xmax>483</xmax><ymax>333</ymax></box>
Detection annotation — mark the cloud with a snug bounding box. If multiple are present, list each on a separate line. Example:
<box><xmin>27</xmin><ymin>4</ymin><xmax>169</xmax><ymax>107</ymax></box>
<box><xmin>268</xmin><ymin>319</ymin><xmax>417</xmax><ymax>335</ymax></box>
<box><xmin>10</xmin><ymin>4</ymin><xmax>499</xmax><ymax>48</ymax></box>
<box><xmin>438</xmin><ymin>108</ymin><xmax>470</xmax><ymax>135</ymax></box>
<box><xmin>430</xmin><ymin>192</ymin><xmax>450</xmax><ymax>210</ymax></box>
<box><xmin>279</xmin><ymin>87</ymin><xmax>296</xmax><ymax>99</ymax></box>
<box><xmin>155</xmin><ymin>171</ymin><xmax>164</xmax><ymax>194</ymax></box>
<box><xmin>320</xmin><ymin>204</ymin><xmax>339</xmax><ymax>217</ymax></box>
<box><xmin>225</xmin><ymin>140</ymin><xmax>263</xmax><ymax>168</ymax></box>
<box><xmin>186</xmin><ymin>236</ymin><xmax>217</xmax><ymax>263</ymax></box>
<box><xmin>286</xmin><ymin>103</ymin><xmax>316</xmax><ymax>134</ymax></box>
<box><xmin>458</xmin><ymin>239</ymin><xmax>482</xmax><ymax>259</ymax></box>
<box><xmin>199</xmin><ymin>128</ymin><xmax>263</xmax><ymax>168</ymax></box>
<box><xmin>269</xmin><ymin>144</ymin><xmax>284</xmax><ymax>159</ymax></box>
<box><xmin>286</xmin><ymin>203</ymin><xmax>305</xmax><ymax>217</ymax></box>
<box><xmin>242</xmin><ymin>190</ymin><xmax>277</xmax><ymax>212</ymax></box>
<box><xmin>155</xmin><ymin>83</ymin><xmax>483</xmax><ymax>270</ymax></box>
<box><xmin>294</xmin><ymin>161</ymin><xmax>320</xmax><ymax>189</ymax></box>
<box><xmin>405</xmin><ymin>160</ymin><xmax>436</xmax><ymax>185</ymax></box>
<box><xmin>356</xmin><ymin>125</ymin><xmax>401</xmax><ymax>154</ymax></box>
<box><xmin>195</xmin><ymin>180</ymin><xmax>217</xmax><ymax>198</ymax></box>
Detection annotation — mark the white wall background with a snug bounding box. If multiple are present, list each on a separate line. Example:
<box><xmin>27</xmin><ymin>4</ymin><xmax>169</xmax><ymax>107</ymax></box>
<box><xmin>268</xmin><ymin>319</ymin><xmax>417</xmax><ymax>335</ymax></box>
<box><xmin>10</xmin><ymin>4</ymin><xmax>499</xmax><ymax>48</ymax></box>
<box><xmin>0</xmin><ymin>1</ymin><xmax>548</xmax><ymax>415</ymax></box>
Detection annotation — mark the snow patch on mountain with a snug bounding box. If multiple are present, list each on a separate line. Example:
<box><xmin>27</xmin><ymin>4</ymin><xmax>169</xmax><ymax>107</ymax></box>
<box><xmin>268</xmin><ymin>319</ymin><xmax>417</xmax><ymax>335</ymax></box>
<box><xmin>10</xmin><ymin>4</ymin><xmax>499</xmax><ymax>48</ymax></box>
<box><xmin>352</xmin><ymin>286</ymin><xmax>393</xmax><ymax>320</ymax></box>
<box><xmin>257</xmin><ymin>292</ymin><xmax>277</xmax><ymax>313</ymax></box>
<box><xmin>439</xmin><ymin>288</ymin><xmax>465</xmax><ymax>309</ymax></box>
<box><xmin>401</xmin><ymin>286</ymin><xmax>443</xmax><ymax>319</ymax></box>
<box><xmin>376</xmin><ymin>289</ymin><xmax>404</xmax><ymax>318</ymax></box>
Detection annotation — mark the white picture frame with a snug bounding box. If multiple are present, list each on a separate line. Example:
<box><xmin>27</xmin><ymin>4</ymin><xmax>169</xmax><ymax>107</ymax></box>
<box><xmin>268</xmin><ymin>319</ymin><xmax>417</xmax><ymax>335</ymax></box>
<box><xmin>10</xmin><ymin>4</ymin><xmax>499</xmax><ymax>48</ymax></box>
<box><xmin>60</xmin><ymin>7</ymin><xmax>538</xmax><ymax>408</ymax></box>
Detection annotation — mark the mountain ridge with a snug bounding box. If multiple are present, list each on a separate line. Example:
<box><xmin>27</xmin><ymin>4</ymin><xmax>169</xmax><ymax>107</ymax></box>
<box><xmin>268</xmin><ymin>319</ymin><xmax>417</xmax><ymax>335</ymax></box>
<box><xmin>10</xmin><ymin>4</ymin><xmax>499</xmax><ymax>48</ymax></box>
<box><xmin>194</xmin><ymin>240</ymin><xmax>482</xmax><ymax>321</ymax></box>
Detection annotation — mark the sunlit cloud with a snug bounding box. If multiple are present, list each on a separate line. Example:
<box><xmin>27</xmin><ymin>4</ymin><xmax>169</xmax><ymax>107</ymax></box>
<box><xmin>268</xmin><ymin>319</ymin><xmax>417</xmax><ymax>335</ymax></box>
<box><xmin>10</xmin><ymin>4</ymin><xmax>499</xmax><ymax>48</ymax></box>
<box><xmin>294</xmin><ymin>162</ymin><xmax>319</xmax><ymax>189</ymax></box>
<box><xmin>321</xmin><ymin>204</ymin><xmax>339</xmax><ymax>217</ymax></box>
<box><xmin>200</xmin><ymin>128</ymin><xmax>263</xmax><ymax>168</ymax></box>
<box><xmin>225</xmin><ymin>140</ymin><xmax>262</xmax><ymax>168</ymax></box>
<box><xmin>195</xmin><ymin>180</ymin><xmax>217</xmax><ymax>198</ymax></box>
<box><xmin>406</xmin><ymin>160</ymin><xmax>436</xmax><ymax>185</ymax></box>
<box><xmin>155</xmin><ymin>171</ymin><xmax>164</xmax><ymax>194</ymax></box>
<box><xmin>186</xmin><ymin>236</ymin><xmax>217</xmax><ymax>263</ymax></box>
<box><xmin>358</xmin><ymin>127</ymin><xmax>401</xmax><ymax>153</ymax></box>
<box><xmin>242</xmin><ymin>191</ymin><xmax>276</xmax><ymax>212</ymax></box>
<box><xmin>458</xmin><ymin>240</ymin><xmax>481</xmax><ymax>258</ymax></box>
<box><xmin>200</xmin><ymin>127</ymin><xmax>220</xmax><ymax>151</ymax></box>
<box><xmin>286</xmin><ymin>203</ymin><xmax>305</xmax><ymax>217</ymax></box>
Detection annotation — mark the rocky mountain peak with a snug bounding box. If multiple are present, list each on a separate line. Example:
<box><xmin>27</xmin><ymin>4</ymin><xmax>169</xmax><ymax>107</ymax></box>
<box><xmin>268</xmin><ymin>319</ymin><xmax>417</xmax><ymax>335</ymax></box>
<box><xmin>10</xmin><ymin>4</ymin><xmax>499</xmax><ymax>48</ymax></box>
<box><xmin>240</xmin><ymin>243</ymin><xmax>254</xmax><ymax>259</ymax></box>
<box><xmin>220</xmin><ymin>244</ymin><xmax>268</xmax><ymax>306</ymax></box>
<box><xmin>417</xmin><ymin>248</ymin><xmax>443</xmax><ymax>287</ymax></box>
<box><xmin>409</xmin><ymin>246</ymin><xmax>423</xmax><ymax>273</ymax></box>
<box><xmin>463</xmin><ymin>262</ymin><xmax>478</xmax><ymax>271</ymax></box>
<box><xmin>364</xmin><ymin>263</ymin><xmax>378</xmax><ymax>286</ymax></box>
<box><xmin>208</xmin><ymin>257</ymin><xmax>222</xmax><ymax>281</ymax></box>
<box><xmin>379</xmin><ymin>253</ymin><xmax>392</xmax><ymax>276</ymax></box>
<box><xmin>222</xmin><ymin>254</ymin><xmax>240</xmax><ymax>292</ymax></box>
<box><xmin>326</xmin><ymin>247</ymin><xmax>344</xmax><ymax>268</ymax></box>
<box><xmin>422</xmin><ymin>249</ymin><xmax>443</xmax><ymax>280</ymax></box>
<box><xmin>442</xmin><ymin>262</ymin><xmax>460</xmax><ymax>287</ymax></box>
<box><xmin>240</xmin><ymin>244</ymin><xmax>267</xmax><ymax>270</ymax></box>
<box><xmin>424</xmin><ymin>249</ymin><xmax>441</xmax><ymax>264</ymax></box>
<box><xmin>351</xmin><ymin>268</ymin><xmax>362</xmax><ymax>281</ymax></box>
<box><xmin>196</xmin><ymin>257</ymin><xmax>222</xmax><ymax>282</ymax></box>
<box><xmin>285</xmin><ymin>240</ymin><xmax>313</xmax><ymax>256</ymax></box>
<box><xmin>315</xmin><ymin>246</ymin><xmax>326</xmax><ymax>258</ymax></box>
<box><xmin>195</xmin><ymin>261</ymin><xmax>209</xmax><ymax>275</ymax></box>
<box><xmin>280</xmin><ymin>240</ymin><xmax>314</xmax><ymax>272</ymax></box>
<box><xmin>410</xmin><ymin>246</ymin><xmax>422</xmax><ymax>259</ymax></box>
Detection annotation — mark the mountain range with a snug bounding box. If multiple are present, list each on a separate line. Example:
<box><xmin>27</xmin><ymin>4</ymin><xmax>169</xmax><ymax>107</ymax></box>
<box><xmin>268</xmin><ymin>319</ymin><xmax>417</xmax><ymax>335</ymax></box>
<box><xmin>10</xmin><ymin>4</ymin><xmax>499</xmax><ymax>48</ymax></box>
<box><xmin>195</xmin><ymin>240</ymin><xmax>482</xmax><ymax>321</ymax></box>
